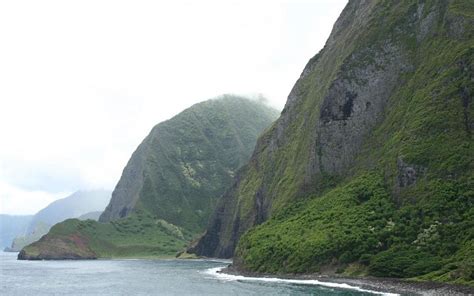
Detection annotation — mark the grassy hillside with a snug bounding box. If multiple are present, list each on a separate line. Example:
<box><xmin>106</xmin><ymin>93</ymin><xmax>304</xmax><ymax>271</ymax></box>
<box><xmin>20</xmin><ymin>211</ymin><xmax>189</xmax><ymax>259</ymax></box>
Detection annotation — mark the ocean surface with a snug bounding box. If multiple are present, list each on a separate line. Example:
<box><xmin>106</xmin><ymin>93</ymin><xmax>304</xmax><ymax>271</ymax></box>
<box><xmin>0</xmin><ymin>252</ymin><xmax>394</xmax><ymax>295</ymax></box>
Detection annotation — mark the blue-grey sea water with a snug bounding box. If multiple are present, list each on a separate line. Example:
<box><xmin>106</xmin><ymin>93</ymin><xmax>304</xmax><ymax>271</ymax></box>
<box><xmin>0</xmin><ymin>251</ymin><xmax>390</xmax><ymax>295</ymax></box>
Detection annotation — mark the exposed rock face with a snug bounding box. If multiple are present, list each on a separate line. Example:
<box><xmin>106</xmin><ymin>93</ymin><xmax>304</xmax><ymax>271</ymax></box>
<box><xmin>397</xmin><ymin>157</ymin><xmax>426</xmax><ymax>188</ymax></box>
<box><xmin>191</xmin><ymin>0</ymin><xmax>385</xmax><ymax>258</ymax></box>
<box><xmin>17</xmin><ymin>250</ymin><xmax>96</xmax><ymax>260</ymax></box>
<box><xmin>18</xmin><ymin>234</ymin><xmax>97</xmax><ymax>260</ymax></box>
<box><xmin>190</xmin><ymin>0</ymin><xmax>474</xmax><ymax>259</ymax></box>
<box><xmin>98</xmin><ymin>142</ymin><xmax>149</xmax><ymax>221</ymax></box>
<box><xmin>318</xmin><ymin>41</ymin><xmax>412</xmax><ymax>171</ymax></box>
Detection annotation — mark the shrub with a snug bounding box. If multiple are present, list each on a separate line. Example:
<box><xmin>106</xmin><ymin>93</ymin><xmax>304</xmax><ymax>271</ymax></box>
<box><xmin>369</xmin><ymin>246</ymin><xmax>441</xmax><ymax>278</ymax></box>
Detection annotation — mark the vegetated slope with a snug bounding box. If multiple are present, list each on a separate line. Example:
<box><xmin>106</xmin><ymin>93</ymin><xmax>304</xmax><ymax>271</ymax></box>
<box><xmin>9</xmin><ymin>190</ymin><xmax>111</xmax><ymax>251</ymax></box>
<box><xmin>191</xmin><ymin>0</ymin><xmax>473</xmax><ymax>286</ymax></box>
<box><xmin>100</xmin><ymin>95</ymin><xmax>279</xmax><ymax>234</ymax></box>
<box><xmin>18</xmin><ymin>211</ymin><xmax>188</xmax><ymax>259</ymax></box>
<box><xmin>19</xmin><ymin>95</ymin><xmax>279</xmax><ymax>259</ymax></box>
<box><xmin>0</xmin><ymin>215</ymin><xmax>32</xmax><ymax>249</ymax></box>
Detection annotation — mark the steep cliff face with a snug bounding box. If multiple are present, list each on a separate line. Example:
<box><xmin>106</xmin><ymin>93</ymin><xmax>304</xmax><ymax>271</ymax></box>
<box><xmin>19</xmin><ymin>96</ymin><xmax>279</xmax><ymax>259</ymax></box>
<box><xmin>191</xmin><ymin>0</ymin><xmax>395</xmax><ymax>258</ymax></box>
<box><xmin>191</xmin><ymin>2</ymin><xmax>473</xmax><ymax>285</ymax></box>
<box><xmin>100</xmin><ymin>96</ymin><xmax>279</xmax><ymax>233</ymax></box>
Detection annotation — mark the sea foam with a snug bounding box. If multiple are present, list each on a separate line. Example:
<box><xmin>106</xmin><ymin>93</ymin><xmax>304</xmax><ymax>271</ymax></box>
<box><xmin>203</xmin><ymin>267</ymin><xmax>399</xmax><ymax>296</ymax></box>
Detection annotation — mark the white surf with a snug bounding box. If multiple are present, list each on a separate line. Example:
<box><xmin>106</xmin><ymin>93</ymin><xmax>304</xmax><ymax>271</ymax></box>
<box><xmin>204</xmin><ymin>266</ymin><xmax>399</xmax><ymax>296</ymax></box>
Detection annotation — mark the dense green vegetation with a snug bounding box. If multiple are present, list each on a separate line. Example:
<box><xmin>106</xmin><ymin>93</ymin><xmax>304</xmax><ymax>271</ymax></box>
<box><xmin>237</xmin><ymin>174</ymin><xmax>395</xmax><ymax>273</ymax></box>
<box><xmin>194</xmin><ymin>0</ymin><xmax>474</xmax><ymax>287</ymax></box>
<box><xmin>237</xmin><ymin>174</ymin><xmax>473</xmax><ymax>286</ymax></box>
<box><xmin>101</xmin><ymin>95</ymin><xmax>279</xmax><ymax>235</ymax></box>
<box><xmin>138</xmin><ymin>97</ymin><xmax>280</xmax><ymax>233</ymax></box>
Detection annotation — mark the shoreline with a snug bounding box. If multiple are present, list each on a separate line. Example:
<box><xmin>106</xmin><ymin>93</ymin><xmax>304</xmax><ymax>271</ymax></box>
<box><xmin>221</xmin><ymin>265</ymin><xmax>474</xmax><ymax>296</ymax></box>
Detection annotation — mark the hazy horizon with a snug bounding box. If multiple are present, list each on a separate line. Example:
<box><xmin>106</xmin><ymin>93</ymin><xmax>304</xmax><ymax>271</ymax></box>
<box><xmin>0</xmin><ymin>0</ymin><xmax>347</xmax><ymax>215</ymax></box>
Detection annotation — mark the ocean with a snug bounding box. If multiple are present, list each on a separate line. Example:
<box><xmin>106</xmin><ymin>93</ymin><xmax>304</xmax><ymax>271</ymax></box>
<box><xmin>0</xmin><ymin>252</ymin><xmax>393</xmax><ymax>295</ymax></box>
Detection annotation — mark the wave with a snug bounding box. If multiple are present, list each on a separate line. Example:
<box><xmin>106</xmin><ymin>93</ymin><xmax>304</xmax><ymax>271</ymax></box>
<box><xmin>203</xmin><ymin>267</ymin><xmax>399</xmax><ymax>296</ymax></box>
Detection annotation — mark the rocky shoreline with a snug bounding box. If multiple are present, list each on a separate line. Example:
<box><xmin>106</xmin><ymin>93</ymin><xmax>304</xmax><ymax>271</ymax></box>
<box><xmin>221</xmin><ymin>265</ymin><xmax>474</xmax><ymax>296</ymax></box>
<box><xmin>17</xmin><ymin>249</ymin><xmax>97</xmax><ymax>260</ymax></box>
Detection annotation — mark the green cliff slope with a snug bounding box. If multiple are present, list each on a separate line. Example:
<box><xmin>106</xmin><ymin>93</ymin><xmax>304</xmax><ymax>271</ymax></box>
<box><xmin>19</xmin><ymin>95</ymin><xmax>279</xmax><ymax>259</ymax></box>
<box><xmin>191</xmin><ymin>0</ymin><xmax>473</xmax><ymax>286</ymax></box>
<box><xmin>100</xmin><ymin>96</ymin><xmax>278</xmax><ymax>233</ymax></box>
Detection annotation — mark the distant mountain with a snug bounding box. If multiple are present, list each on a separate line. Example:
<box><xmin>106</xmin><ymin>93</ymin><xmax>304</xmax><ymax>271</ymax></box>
<box><xmin>10</xmin><ymin>190</ymin><xmax>111</xmax><ymax>251</ymax></box>
<box><xmin>26</xmin><ymin>190</ymin><xmax>111</xmax><ymax>234</ymax></box>
<box><xmin>0</xmin><ymin>215</ymin><xmax>33</xmax><ymax>249</ymax></box>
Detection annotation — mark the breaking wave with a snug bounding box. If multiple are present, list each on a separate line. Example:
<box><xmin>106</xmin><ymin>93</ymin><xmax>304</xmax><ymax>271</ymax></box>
<box><xmin>203</xmin><ymin>267</ymin><xmax>399</xmax><ymax>296</ymax></box>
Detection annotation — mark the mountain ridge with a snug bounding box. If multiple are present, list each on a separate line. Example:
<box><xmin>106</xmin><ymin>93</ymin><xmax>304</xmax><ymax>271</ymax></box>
<box><xmin>190</xmin><ymin>0</ymin><xmax>473</xmax><ymax>286</ymax></box>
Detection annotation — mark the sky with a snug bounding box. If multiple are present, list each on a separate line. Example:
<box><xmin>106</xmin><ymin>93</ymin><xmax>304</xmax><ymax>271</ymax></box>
<box><xmin>0</xmin><ymin>0</ymin><xmax>347</xmax><ymax>215</ymax></box>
